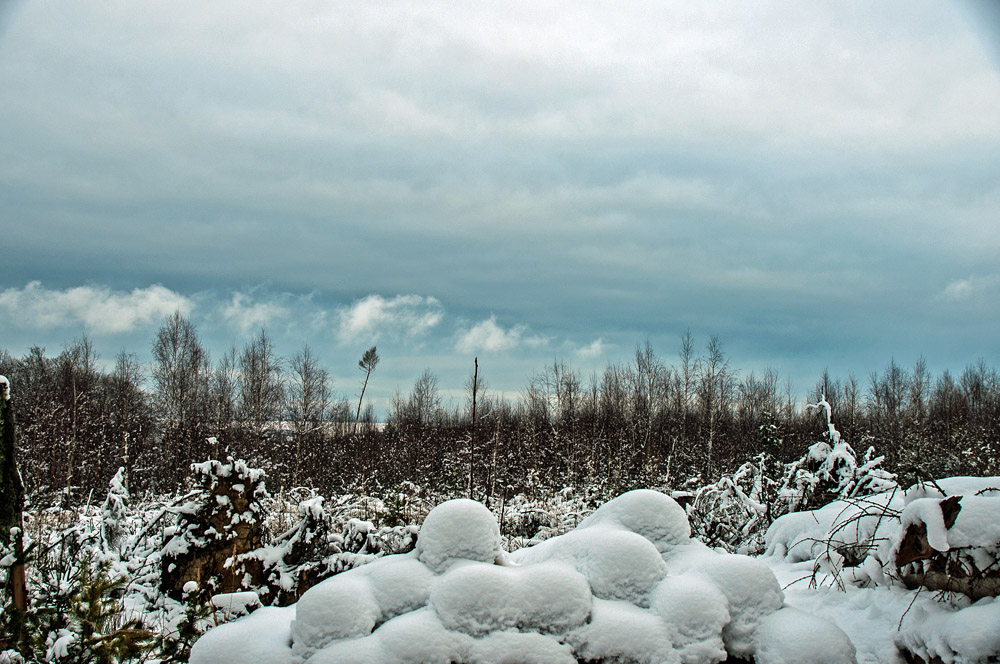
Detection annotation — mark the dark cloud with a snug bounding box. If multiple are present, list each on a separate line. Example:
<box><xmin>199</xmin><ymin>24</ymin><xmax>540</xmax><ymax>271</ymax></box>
<box><xmin>1</xmin><ymin>1</ymin><xmax>998</xmax><ymax>412</ymax></box>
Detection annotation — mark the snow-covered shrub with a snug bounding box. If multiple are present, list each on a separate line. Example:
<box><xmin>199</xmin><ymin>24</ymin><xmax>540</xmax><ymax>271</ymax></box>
<box><xmin>778</xmin><ymin>397</ymin><xmax>896</xmax><ymax>513</ymax></box>
<box><xmin>191</xmin><ymin>490</ymin><xmax>856</xmax><ymax>664</ymax></box>
<box><xmin>160</xmin><ymin>457</ymin><xmax>269</xmax><ymax>601</ymax></box>
<box><xmin>685</xmin><ymin>399</ymin><xmax>895</xmax><ymax>556</ymax></box>
<box><xmin>497</xmin><ymin>485</ymin><xmax>603</xmax><ymax>549</ymax></box>
<box><xmin>253</xmin><ymin>493</ymin><xmax>421</xmax><ymax>606</ymax></box>
<box><xmin>687</xmin><ymin>453</ymin><xmax>781</xmax><ymax>554</ymax></box>
<box><xmin>99</xmin><ymin>468</ymin><xmax>128</xmax><ymax>554</ymax></box>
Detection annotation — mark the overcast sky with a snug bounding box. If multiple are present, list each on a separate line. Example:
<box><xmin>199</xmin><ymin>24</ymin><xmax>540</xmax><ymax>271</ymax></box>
<box><xmin>1</xmin><ymin>1</ymin><xmax>998</xmax><ymax>415</ymax></box>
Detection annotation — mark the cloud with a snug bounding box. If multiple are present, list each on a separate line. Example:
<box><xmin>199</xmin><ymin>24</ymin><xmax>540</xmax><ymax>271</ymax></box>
<box><xmin>222</xmin><ymin>291</ymin><xmax>289</xmax><ymax>334</ymax></box>
<box><xmin>0</xmin><ymin>281</ymin><xmax>191</xmax><ymax>333</ymax></box>
<box><xmin>455</xmin><ymin>316</ymin><xmax>526</xmax><ymax>354</ymax></box>
<box><xmin>336</xmin><ymin>294</ymin><xmax>444</xmax><ymax>344</ymax></box>
<box><xmin>940</xmin><ymin>274</ymin><xmax>1000</xmax><ymax>301</ymax></box>
<box><xmin>574</xmin><ymin>338</ymin><xmax>609</xmax><ymax>360</ymax></box>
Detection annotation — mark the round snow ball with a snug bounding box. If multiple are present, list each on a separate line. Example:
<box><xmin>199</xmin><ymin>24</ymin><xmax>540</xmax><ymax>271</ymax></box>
<box><xmin>517</xmin><ymin>562</ymin><xmax>594</xmax><ymax>633</ymax></box>
<box><xmin>430</xmin><ymin>562</ymin><xmax>516</xmax><ymax>635</ymax></box>
<box><xmin>752</xmin><ymin>607</ymin><xmax>856</xmax><ymax>664</ymax></box>
<box><xmin>190</xmin><ymin>606</ymin><xmax>294</xmax><ymax>664</ymax></box>
<box><xmin>650</xmin><ymin>574</ymin><xmax>729</xmax><ymax>664</ymax></box>
<box><xmin>364</xmin><ymin>555</ymin><xmax>434</xmax><ymax>620</ymax></box>
<box><xmin>369</xmin><ymin>608</ymin><xmax>470</xmax><ymax>664</ymax></box>
<box><xmin>564</xmin><ymin>529</ymin><xmax>667</xmax><ymax>604</ymax></box>
<box><xmin>416</xmin><ymin>499</ymin><xmax>501</xmax><ymax>573</ymax></box>
<box><xmin>430</xmin><ymin>561</ymin><xmax>592</xmax><ymax>636</ymax></box>
<box><xmin>290</xmin><ymin>574</ymin><xmax>380</xmax><ymax>656</ymax></box>
<box><xmin>578</xmin><ymin>489</ymin><xmax>691</xmax><ymax>552</ymax></box>
<box><xmin>568</xmin><ymin>598</ymin><xmax>680</xmax><ymax>664</ymax></box>
<box><xmin>684</xmin><ymin>553</ymin><xmax>783</xmax><ymax>658</ymax></box>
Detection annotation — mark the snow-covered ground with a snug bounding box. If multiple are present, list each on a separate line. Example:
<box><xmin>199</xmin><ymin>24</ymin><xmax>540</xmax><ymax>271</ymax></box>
<box><xmin>190</xmin><ymin>478</ymin><xmax>1000</xmax><ymax>664</ymax></box>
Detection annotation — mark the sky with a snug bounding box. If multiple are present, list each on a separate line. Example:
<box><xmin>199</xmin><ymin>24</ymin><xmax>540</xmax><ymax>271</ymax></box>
<box><xmin>0</xmin><ymin>1</ymin><xmax>998</xmax><ymax>416</ymax></box>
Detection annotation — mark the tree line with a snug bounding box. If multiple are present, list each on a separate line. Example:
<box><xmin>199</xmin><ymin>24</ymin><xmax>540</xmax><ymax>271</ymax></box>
<box><xmin>1</xmin><ymin>314</ymin><xmax>998</xmax><ymax>507</ymax></box>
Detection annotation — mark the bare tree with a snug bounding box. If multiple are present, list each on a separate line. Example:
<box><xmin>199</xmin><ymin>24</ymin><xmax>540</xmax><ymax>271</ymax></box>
<box><xmin>737</xmin><ymin>368</ymin><xmax>779</xmax><ymax>427</ymax></box>
<box><xmin>465</xmin><ymin>359</ymin><xmax>485</xmax><ymax>498</ymax></box>
<box><xmin>354</xmin><ymin>346</ymin><xmax>379</xmax><ymax>434</ymax></box>
<box><xmin>908</xmin><ymin>357</ymin><xmax>930</xmax><ymax>424</ymax></box>
<box><xmin>286</xmin><ymin>345</ymin><xmax>331</xmax><ymax>487</ymax></box>
<box><xmin>61</xmin><ymin>336</ymin><xmax>98</xmax><ymax>504</ymax></box>
<box><xmin>152</xmin><ymin>312</ymin><xmax>208</xmax><ymax>425</ymax></box>
<box><xmin>152</xmin><ymin>311</ymin><xmax>211</xmax><ymax>485</ymax></box>
<box><xmin>210</xmin><ymin>346</ymin><xmax>238</xmax><ymax>440</ymax></box>
<box><xmin>634</xmin><ymin>341</ymin><xmax>667</xmax><ymax>481</ymax></box>
<box><xmin>110</xmin><ymin>349</ymin><xmax>147</xmax><ymax>490</ymax></box>
<box><xmin>697</xmin><ymin>335</ymin><xmax>733</xmax><ymax>477</ymax></box>
<box><xmin>868</xmin><ymin>358</ymin><xmax>910</xmax><ymax>449</ymax></box>
<box><xmin>408</xmin><ymin>368</ymin><xmax>443</xmax><ymax>427</ymax></box>
<box><xmin>237</xmin><ymin>328</ymin><xmax>284</xmax><ymax>442</ymax></box>
<box><xmin>677</xmin><ymin>329</ymin><xmax>696</xmax><ymax>431</ymax></box>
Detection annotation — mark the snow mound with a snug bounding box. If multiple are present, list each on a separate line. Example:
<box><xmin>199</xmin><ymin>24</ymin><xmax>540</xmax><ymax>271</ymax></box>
<box><xmin>416</xmin><ymin>498</ymin><xmax>502</xmax><ymax>573</ymax></box>
<box><xmin>904</xmin><ymin>477</ymin><xmax>1000</xmax><ymax>504</ymax></box>
<box><xmin>193</xmin><ymin>492</ymin><xmax>857</xmax><ymax>664</ymax></box>
<box><xmin>290</xmin><ymin>574</ymin><xmax>380</xmax><ymax>658</ymax></box>
<box><xmin>764</xmin><ymin>490</ymin><xmax>898</xmax><ymax>563</ymax></box>
<box><xmin>430</xmin><ymin>561</ymin><xmax>592</xmax><ymax>636</ymax></box>
<box><xmin>753</xmin><ymin>606</ymin><xmax>857</xmax><ymax>664</ymax></box>
<box><xmin>761</xmin><ymin>476</ymin><xmax>1000</xmax><ymax>663</ymax></box>
<box><xmin>306</xmin><ymin>608</ymin><xmax>468</xmax><ymax>664</ymax></box>
<box><xmin>898</xmin><ymin>496</ymin><xmax>1000</xmax><ymax>552</ymax></box>
<box><xmin>577</xmin><ymin>489</ymin><xmax>691</xmax><ymax>553</ymax></box>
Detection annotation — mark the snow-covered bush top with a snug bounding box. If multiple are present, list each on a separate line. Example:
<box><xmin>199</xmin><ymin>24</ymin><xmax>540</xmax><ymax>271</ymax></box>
<box><xmin>897</xmin><ymin>496</ymin><xmax>1000</xmax><ymax>553</ymax></box>
<box><xmin>779</xmin><ymin>398</ymin><xmax>897</xmax><ymax>513</ymax></box>
<box><xmin>191</xmin><ymin>457</ymin><xmax>267</xmax><ymax>492</ymax></box>
<box><xmin>191</xmin><ymin>489</ymin><xmax>857</xmax><ymax>664</ymax></box>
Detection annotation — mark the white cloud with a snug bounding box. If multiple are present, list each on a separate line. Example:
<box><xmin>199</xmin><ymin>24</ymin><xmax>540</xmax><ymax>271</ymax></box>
<box><xmin>336</xmin><ymin>294</ymin><xmax>444</xmax><ymax>344</ymax></box>
<box><xmin>574</xmin><ymin>338</ymin><xmax>608</xmax><ymax>359</ymax></box>
<box><xmin>0</xmin><ymin>281</ymin><xmax>192</xmax><ymax>333</ymax></box>
<box><xmin>523</xmin><ymin>334</ymin><xmax>552</xmax><ymax>349</ymax></box>
<box><xmin>222</xmin><ymin>292</ymin><xmax>289</xmax><ymax>334</ymax></box>
<box><xmin>455</xmin><ymin>316</ymin><xmax>526</xmax><ymax>354</ymax></box>
<box><xmin>941</xmin><ymin>274</ymin><xmax>1000</xmax><ymax>301</ymax></box>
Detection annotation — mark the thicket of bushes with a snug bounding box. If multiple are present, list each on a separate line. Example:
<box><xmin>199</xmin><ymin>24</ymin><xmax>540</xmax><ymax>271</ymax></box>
<box><xmin>2</xmin><ymin>316</ymin><xmax>997</xmax><ymax>507</ymax></box>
